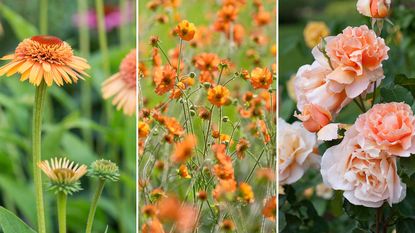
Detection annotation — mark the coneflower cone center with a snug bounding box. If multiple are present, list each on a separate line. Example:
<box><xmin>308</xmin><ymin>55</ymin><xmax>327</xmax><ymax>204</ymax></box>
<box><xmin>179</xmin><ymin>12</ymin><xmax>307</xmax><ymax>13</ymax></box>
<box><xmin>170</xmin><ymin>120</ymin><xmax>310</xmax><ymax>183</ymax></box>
<box><xmin>54</xmin><ymin>168</ymin><xmax>75</xmax><ymax>180</ymax></box>
<box><xmin>15</xmin><ymin>35</ymin><xmax>73</xmax><ymax>65</ymax></box>
<box><xmin>31</xmin><ymin>35</ymin><xmax>63</xmax><ymax>45</ymax></box>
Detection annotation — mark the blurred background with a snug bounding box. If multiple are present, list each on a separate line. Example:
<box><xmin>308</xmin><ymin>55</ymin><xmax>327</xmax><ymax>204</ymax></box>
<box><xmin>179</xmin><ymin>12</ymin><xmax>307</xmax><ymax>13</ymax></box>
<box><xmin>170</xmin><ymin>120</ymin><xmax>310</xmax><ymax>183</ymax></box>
<box><xmin>0</xmin><ymin>1</ymin><xmax>136</xmax><ymax>232</ymax></box>
<box><xmin>279</xmin><ymin>0</ymin><xmax>415</xmax><ymax>232</ymax></box>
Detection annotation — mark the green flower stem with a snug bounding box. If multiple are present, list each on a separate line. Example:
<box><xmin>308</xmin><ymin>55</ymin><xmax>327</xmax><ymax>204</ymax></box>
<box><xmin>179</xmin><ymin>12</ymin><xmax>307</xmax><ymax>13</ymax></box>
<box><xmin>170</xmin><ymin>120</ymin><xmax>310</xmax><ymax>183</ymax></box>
<box><xmin>57</xmin><ymin>192</ymin><xmax>67</xmax><ymax>233</ymax></box>
<box><xmin>85</xmin><ymin>179</ymin><xmax>106</xmax><ymax>233</ymax></box>
<box><xmin>33</xmin><ymin>82</ymin><xmax>47</xmax><ymax>233</ymax></box>
<box><xmin>78</xmin><ymin>0</ymin><xmax>92</xmax><ymax>147</ymax></box>
<box><xmin>39</xmin><ymin>0</ymin><xmax>48</xmax><ymax>34</ymax></box>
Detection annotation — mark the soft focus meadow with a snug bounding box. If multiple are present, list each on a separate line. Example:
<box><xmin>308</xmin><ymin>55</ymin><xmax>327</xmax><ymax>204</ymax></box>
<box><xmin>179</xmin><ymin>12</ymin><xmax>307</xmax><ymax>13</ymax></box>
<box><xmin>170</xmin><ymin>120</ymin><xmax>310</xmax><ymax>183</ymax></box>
<box><xmin>279</xmin><ymin>0</ymin><xmax>415</xmax><ymax>232</ymax></box>
<box><xmin>138</xmin><ymin>0</ymin><xmax>276</xmax><ymax>232</ymax></box>
<box><xmin>0</xmin><ymin>1</ymin><xmax>136</xmax><ymax>233</ymax></box>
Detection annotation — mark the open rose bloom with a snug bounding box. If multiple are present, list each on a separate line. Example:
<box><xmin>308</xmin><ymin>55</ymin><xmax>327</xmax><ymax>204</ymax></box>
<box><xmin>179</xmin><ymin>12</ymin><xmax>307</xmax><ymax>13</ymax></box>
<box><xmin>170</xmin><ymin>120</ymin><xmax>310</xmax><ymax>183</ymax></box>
<box><xmin>321</xmin><ymin>102</ymin><xmax>415</xmax><ymax>207</ymax></box>
<box><xmin>294</xmin><ymin>25</ymin><xmax>389</xmax><ymax>132</ymax></box>
<box><xmin>278</xmin><ymin>118</ymin><xmax>320</xmax><ymax>185</ymax></box>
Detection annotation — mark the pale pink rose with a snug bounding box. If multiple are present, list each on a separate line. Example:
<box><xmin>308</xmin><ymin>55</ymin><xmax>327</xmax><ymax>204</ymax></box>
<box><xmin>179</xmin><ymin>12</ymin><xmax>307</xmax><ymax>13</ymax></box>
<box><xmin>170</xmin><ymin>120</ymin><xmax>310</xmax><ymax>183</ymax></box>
<box><xmin>357</xmin><ymin>0</ymin><xmax>391</xmax><ymax>18</ymax></box>
<box><xmin>324</xmin><ymin>25</ymin><xmax>389</xmax><ymax>98</ymax></box>
<box><xmin>278</xmin><ymin>118</ymin><xmax>320</xmax><ymax>185</ymax></box>
<box><xmin>296</xmin><ymin>104</ymin><xmax>332</xmax><ymax>133</ymax></box>
<box><xmin>321</xmin><ymin>126</ymin><xmax>406</xmax><ymax>208</ymax></box>
<box><xmin>355</xmin><ymin>102</ymin><xmax>415</xmax><ymax>157</ymax></box>
<box><xmin>295</xmin><ymin>61</ymin><xmax>351</xmax><ymax>115</ymax></box>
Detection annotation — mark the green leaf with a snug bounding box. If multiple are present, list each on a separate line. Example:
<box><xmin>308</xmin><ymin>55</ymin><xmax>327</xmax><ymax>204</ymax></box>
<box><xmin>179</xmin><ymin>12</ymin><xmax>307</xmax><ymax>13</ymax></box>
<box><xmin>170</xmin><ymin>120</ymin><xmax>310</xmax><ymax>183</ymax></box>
<box><xmin>343</xmin><ymin>200</ymin><xmax>375</xmax><ymax>222</ymax></box>
<box><xmin>380</xmin><ymin>84</ymin><xmax>414</xmax><ymax>105</ymax></box>
<box><xmin>396</xmin><ymin>218</ymin><xmax>415</xmax><ymax>233</ymax></box>
<box><xmin>400</xmin><ymin>156</ymin><xmax>415</xmax><ymax>177</ymax></box>
<box><xmin>0</xmin><ymin>3</ymin><xmax>38</xmax><ymax>40</ymax></box>
<box><xmin>0</xmin><ymin>207</ymin><xmax>36</xmax><ymax>233</ymax></box>
<box><xmin>397</xmin><ymin>189</ymin><xmax>415</xmax><ymax>217</ymax></box>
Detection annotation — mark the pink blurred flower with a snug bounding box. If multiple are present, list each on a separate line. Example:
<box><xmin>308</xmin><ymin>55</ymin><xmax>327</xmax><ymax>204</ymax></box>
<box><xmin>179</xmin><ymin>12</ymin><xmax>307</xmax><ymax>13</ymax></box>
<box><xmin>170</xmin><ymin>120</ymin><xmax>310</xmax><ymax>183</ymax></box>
<box><xmin>73</xmin><ymin>4</ymin><xmax>133</xmax><ymax>31</ymax></box>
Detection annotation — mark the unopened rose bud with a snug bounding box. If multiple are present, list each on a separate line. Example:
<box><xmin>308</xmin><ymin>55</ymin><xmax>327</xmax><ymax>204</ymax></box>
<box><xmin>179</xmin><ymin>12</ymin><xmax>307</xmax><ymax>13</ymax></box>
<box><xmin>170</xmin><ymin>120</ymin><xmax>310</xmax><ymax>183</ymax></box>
<box><xmin>357</xmin><ymin>0</ymin><xmax>391</xmax><ymax>18</ymax></box>
<box><xmin>296</xmin><ymin>104</ymin><xmax>332</xmax><ymax>133</ymax></box>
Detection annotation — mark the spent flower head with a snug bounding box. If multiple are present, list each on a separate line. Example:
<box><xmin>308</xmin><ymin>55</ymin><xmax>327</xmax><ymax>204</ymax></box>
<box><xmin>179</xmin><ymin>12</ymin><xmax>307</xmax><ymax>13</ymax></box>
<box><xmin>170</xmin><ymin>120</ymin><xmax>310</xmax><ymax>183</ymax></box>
<box><xmin>38</xmin><ymin>157</ymin><xmax>87</xmax><ymax>195</ymax></box>
<box><xmin>89</xmin><ymin>159</ymin><xmax>120</xmax><ymax>182</ymax></box>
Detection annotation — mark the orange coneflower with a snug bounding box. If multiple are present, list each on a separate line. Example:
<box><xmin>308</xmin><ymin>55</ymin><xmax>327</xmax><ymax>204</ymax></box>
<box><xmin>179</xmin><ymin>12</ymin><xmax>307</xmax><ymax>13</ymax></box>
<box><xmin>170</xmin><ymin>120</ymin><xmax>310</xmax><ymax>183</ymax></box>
<box><xmin>262</xmin><ymin>196</ymin><xmax>276</xmax><ymax>222</ymax></box>
<box><xmin>250</xmin><ymin>67</ymin><xmax>272</xmax><ymax>89</ymax></box>
<box><xmin>175</xmin><ymin>20</ymin><xmax>196</xmax><ymax>41</ymax></box>
<box><xmin>154</xmin><ymin>65</ymin><xmax>176</xmax><ymax>95</ymax></box>
<box><xmin>102</xmin><ymin>49</ymin><xmax>136</xmax><ymax>116</ymax></box>
<box><xmin>207</xmin><ymin>85</ymin><xmax>230</xmax><ymax>107</ymax></box>
<box><xmin>0</xmin><ymin>35</ymin><xmax>90</xmax><ymax>86</ymax></box>
<box><xmin>171</xmin><ymin>135</ymin><xmax>196</xmax><ymax>163</ymax></box>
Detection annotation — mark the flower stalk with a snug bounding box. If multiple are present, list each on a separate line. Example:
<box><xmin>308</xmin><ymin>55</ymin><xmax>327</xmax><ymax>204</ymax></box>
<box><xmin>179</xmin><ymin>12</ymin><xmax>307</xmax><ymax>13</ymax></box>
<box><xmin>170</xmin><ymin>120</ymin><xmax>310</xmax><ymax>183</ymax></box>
<box><xmin>57</xmin><ymin>192</ymin><xmax>67</xmax><ymax>233</ymax></box>
<box><xmin>33</xmin><ymin>82</ymin><xmax>47</xmax><ymax>233</ymax></box>
<box><xmin>85</xmin><ymin>179</ymin><xmax>105</xmax><ymax>233</ymax></box>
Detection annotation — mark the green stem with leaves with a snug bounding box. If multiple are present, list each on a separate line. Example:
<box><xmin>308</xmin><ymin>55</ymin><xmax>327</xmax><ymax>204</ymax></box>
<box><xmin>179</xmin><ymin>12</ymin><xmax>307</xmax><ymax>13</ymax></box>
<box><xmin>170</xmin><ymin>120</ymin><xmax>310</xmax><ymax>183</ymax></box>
<box><xmin>85</xmin><ymin>179</ymin><xmax>106</xmax><ymax>233</ymax></box>
<box><xmin>57</xmin><ymin>192</ymin><xmax>67</xmax><ymax>233</ymax></box>
<box><xmin>33</xmin><ymin>82</ymin><xmax>47</xmax><ymax>233</ymax></box>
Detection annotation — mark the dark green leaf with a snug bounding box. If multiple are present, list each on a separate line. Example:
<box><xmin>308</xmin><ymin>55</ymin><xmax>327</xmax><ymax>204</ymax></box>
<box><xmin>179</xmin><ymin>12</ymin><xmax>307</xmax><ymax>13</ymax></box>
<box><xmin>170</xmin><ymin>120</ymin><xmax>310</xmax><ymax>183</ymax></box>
<box><xmin>396</xmin><ymin>218</ymin><xmax>415</xmax><ymax>233</ymax></box>
<box><xmin>380</xmin><ymin>84</ymin><xmax>414</xmax><ymax>105</ymax></box>
<box><xmin>343</xmin><ymin>200</ymin><xmax>375</xmax><ymax>222</ymax></box>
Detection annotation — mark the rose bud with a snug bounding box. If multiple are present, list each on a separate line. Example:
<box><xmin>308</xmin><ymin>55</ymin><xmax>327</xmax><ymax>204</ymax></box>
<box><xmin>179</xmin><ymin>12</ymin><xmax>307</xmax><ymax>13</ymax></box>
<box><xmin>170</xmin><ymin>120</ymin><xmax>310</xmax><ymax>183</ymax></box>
<box><xmin>357</xmin><ymin>0</ymin><xmax>391</xmax><ymax>18</ymax></box>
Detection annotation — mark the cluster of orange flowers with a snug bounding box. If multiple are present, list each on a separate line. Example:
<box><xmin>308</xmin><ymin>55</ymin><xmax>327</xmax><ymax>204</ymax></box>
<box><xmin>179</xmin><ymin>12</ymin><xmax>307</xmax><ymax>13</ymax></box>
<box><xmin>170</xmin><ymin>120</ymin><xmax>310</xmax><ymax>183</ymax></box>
<box><xmin>139</xmin><ymin>0</ymin><xmax>276</xmax><ymax>231</ymax></box>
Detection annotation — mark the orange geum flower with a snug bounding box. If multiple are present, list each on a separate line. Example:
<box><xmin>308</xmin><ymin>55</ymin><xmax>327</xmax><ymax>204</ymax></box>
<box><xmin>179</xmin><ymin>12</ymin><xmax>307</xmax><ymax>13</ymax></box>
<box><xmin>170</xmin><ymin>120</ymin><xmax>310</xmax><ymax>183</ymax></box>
<box><xmin>262</xmin><ymin>196</ymin><xmax>276</xmax><ymax>222</ymax></box>
<box><xmin>207</xmin><ymin>85</ymin><xmax>230</xmax><ymax>107</ymax></box>
<box><xmin>175</xmin><ymin>20</ymin><xmax>196</xmax><ymax>41</ymax></box>
<box><xmin>212</xmin><ymin>179</ymin><xmax>237</xmax><ymax>201</ymax></box>
<box><xmin>239</xmin><ymin>182</ymin><xmax>254</xmax><ymax>203</ymax></box>
<box><xmin>256</xmin><ymin>168</ymin><xmax>276</xmax><ymax>182</ymax></box>
<box><xmin>171</xmin><ymin>135</ymin><xmax>196</xmax><ymax>163</ymax></box>
<box><xmin>236</xmin><ymin>137</ymin><xmax>250</xmax><ymax>159</ymax></box>
<box><xmin>0</xmin><ymin>35</ymin><xmax>90</xmax><ymax>86</ymax></box>
<box><xmin>178</xmin><ymin>164</ymin><xmax>191</xmax><ymax>179</ymax></box>
<box><xmin>139</xmin><ymin>121</ymin><xmax>150</xmax><ymax>138</ymax></box>
<box><xmin>142</xmin><ymin>204</ymin><xmax>157</xmax><ymax>217</ymax></box>
<box><xmin>154</xmin><ymin>65</ymin><xmax>176</xmax><ymax>95</ymax></box>
<box><xmin>163</xmin><ymin>116</ymin><xmax>184</xmax><ymax>136</ymax></box>
<box><xmin>102</xmin><ymin>49</ymin><xmax>137</xmax><ymax>116</ymax></box>
<box><xmin>250</xmin><ymin>67</ymin><xmax>272</xmax><ymax>89</ymax></box>
<box><xmin>254</xmin><ymin>10</ymin><xmax>272</xmax><ymax>26</ymax></box>
<box><xmin>142</xmin><ymin>218</ymin><xmax>165</xmax><ymax>233</ymax></box>
<box><xmin>218</xmin><ymin>4</ymin><xmax>239</xmax><ymax>22</ymax></box>
<box><xmin>221</xmin><ymin>219</ymin><xmax>236</xmax><ymax>232</ymax></box>
<box><xmin>194</xmin><ymin>53</ymin><xmax>220</xmax><ymax>71</ymax></box>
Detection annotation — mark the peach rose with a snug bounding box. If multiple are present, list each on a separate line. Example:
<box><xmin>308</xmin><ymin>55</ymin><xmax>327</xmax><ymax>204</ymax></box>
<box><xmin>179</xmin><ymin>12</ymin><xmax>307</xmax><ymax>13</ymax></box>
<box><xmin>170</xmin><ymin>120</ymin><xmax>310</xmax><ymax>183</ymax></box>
<box><xmin>355</xmin><ymin>102</ymin><xmax>415</xmax><ymax>157</ymax></box>
<box><xmin>296</xmin><ymin>104</ymin><xmax>332</xmax><ymax>133</ymax></box>
<box><xmin>295</xmin><ymin>61</ymin><xmax>350</xmax><ymax>115</ymax></box>
<box><xmin>321</xmin><ymin>126</ymin><xmax>406</xmax><ymax>207</ymax></box>
<box><xmin>323</xmin><ymin>25</ymin><xmax>389</xmax><ymax>98</ymax></box>
<box><xmin>278</xmin><ymin>118</ymin><xmax>320</xmax><ymax>185</ymax></box>
<box><xmin>357</xmin><ymin>0</ymin><xmax>391</xmax><ymax>18</ymax></box>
